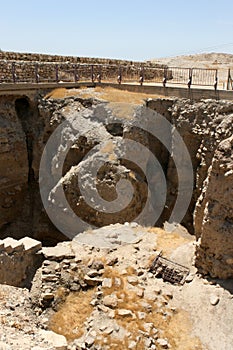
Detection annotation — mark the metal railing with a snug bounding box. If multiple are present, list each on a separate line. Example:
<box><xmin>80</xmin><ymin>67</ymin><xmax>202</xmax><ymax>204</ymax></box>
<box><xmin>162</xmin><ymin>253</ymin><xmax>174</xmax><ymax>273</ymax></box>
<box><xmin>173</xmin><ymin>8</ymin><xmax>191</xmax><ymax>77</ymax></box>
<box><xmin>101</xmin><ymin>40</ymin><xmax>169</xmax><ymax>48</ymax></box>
<box><xmin>227</xmin><ymin>69</ymin><xmax>233</xmax><ymax>90</ymax></box>
<box><xmin>0</xmin><ymin>60</ymin><xmax>221</xmax><ymax>90</ymax></box>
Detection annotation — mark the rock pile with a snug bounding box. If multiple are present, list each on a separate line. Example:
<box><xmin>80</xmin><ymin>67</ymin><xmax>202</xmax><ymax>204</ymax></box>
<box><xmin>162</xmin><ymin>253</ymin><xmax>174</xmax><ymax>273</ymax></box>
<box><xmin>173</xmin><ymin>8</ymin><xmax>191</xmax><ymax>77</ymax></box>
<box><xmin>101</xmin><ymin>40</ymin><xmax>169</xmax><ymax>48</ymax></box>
<box><xmin>0</xmin><ymin>224</ymin><xmax>232</xmax><ymax>349</ymax></box>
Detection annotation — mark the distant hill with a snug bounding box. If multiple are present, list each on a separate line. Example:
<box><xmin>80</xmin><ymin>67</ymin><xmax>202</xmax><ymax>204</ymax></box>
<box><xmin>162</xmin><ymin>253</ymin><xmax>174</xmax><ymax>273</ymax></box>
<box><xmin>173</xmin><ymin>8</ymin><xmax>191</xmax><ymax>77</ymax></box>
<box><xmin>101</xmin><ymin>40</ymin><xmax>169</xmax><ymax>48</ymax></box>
<box><xmin>150</xmin><ymin>52</ymin><xmax>233</xmax><ymax>69</ymax></box>
<box><xmin>149</xmin><ymin>52</ymin><xmax>233</xmax><ymax>87</ymax></box>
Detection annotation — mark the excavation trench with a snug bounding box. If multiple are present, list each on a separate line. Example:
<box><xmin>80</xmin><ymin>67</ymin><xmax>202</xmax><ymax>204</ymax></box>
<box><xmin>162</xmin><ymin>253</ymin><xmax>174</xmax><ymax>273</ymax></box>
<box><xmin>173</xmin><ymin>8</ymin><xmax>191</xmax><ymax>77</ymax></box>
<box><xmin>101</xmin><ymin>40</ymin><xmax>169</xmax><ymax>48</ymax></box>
<box><xmin>0</xmin><ymin>92</ymin><xmax>232</xmax><ymax>260</ymax></box>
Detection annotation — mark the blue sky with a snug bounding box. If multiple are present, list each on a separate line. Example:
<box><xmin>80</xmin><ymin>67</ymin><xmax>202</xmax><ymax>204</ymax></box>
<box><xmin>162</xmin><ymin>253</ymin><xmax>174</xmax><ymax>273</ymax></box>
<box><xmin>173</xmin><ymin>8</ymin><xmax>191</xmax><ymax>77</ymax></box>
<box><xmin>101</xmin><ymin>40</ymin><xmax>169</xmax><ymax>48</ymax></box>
<box><xmin>1</xmin><ymin>0</ymin><xmax>233</xmax><ymax>61</ymax></box>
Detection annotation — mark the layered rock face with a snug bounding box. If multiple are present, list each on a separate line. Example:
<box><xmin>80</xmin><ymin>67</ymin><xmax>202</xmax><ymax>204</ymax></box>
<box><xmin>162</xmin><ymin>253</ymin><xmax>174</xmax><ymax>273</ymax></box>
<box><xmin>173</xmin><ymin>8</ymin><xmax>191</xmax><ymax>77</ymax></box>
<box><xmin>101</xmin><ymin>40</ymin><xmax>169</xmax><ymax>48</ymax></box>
<box><xmin>0</xmin><ymin>96</ymin><xmax>28</xmax><ymax>234</ymax></box>
<box><xmin>0</xmin><ymin>92</ymin><xmax>232</xmax><ymax>278</ymax></box>
<box><xmin>0</xmin><ymin>95</ymin><xmax>153</xmax><ymax>243</ymax></box>
<box><xmin>195</xmin><ymin>136</ymin><xmax>233</xmax><ymax>278</ymax></box>
<box><xmin>147</xmin><ymin>98</ymin><xmax>233</xmax><ymax>278</ymax></box>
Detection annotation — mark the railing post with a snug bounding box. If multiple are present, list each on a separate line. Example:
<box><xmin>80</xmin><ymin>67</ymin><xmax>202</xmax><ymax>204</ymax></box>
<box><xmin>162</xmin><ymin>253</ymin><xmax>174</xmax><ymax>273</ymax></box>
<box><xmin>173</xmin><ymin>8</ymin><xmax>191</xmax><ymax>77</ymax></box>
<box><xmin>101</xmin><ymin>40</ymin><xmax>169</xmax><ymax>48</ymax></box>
<box><xmin>12</xmin><ymin>62</ymin><xmax>16</xmax><ymax>83</ymax></box>
<box><xmin>117</xmin><ymin>66</ymin><xmax>122</xmax><ymax>84</ymax></box>
<box><xmin>214</xmin><ymin>70</ymin><xmax>218</xmax><ymax>91</ymax></box>
<box><xmin>163</xmin><ymin>68</ymin><xmax>167</xmax><ymax>87</ymax></box>
<box><xmin>55</xmin><ymin>64</ymin><xmax>59</xmax><ymax>83</ymax></box>
<box><xmin>97</xmin><ymin>65</ymin><xmax>102</xmax><ymax>83</ymax></box>
<box><xmin>74</xmin><ymin>64</ymin><xmax>78</xmax><ymax>83</ymax></box>
<box><xmin>139</xmin><ymin>66</ymin><xmax>144</xmax><ymax>85</ymax></box>
<box><xmin>188</xmin><ymin>68</ymin><xmax>192</xmax><ymax>89</ymax></box>
<box><xmin>91</xmin><ymin>65</ymin><xmax>95</xmax><ymax>82</ymax></box>
<box><xmin>35</xmin><ymin>63</ymin><xmax>39</xmax><ymax>83</ymax></box>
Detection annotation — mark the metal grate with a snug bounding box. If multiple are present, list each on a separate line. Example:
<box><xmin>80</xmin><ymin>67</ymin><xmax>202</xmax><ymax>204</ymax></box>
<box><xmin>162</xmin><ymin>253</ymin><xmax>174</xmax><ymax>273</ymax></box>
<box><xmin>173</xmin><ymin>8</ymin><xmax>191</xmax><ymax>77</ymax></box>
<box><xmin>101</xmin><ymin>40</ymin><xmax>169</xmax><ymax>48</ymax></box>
<box><xmin>150</xmin><ymin>252</ymin><xmax>190</xmax><ymax>285</ymax></box>
<box><xmin>192</xmin><ymin>68</ymin><xmax>217</xmax><ymax>86</ymax></box>
<box><xmin>166</xmin><ymin>67</ymin><xmax>191</xmax><ymax>85</ymax></box>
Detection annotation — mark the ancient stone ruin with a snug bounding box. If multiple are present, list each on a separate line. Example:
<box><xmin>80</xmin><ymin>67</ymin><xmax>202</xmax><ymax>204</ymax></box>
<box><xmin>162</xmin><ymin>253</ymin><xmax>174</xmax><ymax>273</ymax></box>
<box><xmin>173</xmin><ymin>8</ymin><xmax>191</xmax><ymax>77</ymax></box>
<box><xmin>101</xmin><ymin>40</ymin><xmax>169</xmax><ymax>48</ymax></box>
<box><xmin>0</xmin><ymin>54</ymin><xmax>232</xmax><ymax>349</ymax></box>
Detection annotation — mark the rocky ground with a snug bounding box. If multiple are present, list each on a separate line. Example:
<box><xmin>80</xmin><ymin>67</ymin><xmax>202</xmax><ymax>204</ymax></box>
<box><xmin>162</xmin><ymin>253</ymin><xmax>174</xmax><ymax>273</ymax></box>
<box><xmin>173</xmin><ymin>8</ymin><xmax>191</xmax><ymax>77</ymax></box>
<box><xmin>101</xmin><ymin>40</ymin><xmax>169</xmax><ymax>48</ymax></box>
<box><xmin>0</xmin><ymin>223</ymin><xmax>232</xmax><ymax>350</ymax></box>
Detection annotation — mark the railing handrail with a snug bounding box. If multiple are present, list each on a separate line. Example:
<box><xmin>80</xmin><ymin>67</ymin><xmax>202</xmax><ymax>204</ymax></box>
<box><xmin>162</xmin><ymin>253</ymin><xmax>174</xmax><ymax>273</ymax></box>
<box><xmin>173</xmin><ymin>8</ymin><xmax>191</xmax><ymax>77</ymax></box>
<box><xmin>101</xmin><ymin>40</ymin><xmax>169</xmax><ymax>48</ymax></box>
<box><xmin>0</xmin><ymin>60</ymin><xmax>223</xmax><ymax>89</ymax></box>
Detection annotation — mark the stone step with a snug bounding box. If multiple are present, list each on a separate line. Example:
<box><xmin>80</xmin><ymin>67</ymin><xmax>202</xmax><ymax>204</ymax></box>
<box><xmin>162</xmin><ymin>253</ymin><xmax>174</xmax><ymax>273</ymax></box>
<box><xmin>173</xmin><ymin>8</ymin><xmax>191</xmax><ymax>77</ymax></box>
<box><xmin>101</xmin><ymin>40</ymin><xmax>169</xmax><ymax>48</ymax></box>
<box><xmin>18</xmin><ymin>237</ymin><xmax>42</xmax><ymax>253</ymax></box>
<box><xmin>0</xmin><ymin>237</ymin><xmax>42</xmax><ymax>255</ymax></box>
<box><xmin>0</xmin><ymin>237</ymin><xmax>24</xmax><ymax>253</ymax></box>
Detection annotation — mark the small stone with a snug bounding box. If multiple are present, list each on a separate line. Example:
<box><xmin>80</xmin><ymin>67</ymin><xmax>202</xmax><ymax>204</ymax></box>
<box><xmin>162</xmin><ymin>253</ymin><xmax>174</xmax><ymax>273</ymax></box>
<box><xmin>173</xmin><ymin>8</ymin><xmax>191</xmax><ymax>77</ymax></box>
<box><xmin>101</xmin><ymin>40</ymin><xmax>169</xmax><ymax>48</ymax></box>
<box><xmin>185</xmin><ymin>273</ymin><xmax>195</xmax><ymax>283</ymax></box>
<box><xmin>103</xmin><ymin>294</ymin><xmax>118</xmax><ymax>308</ymax></box>
<box><xmin>41</xmin><ymin>292</ymin><xmax>54</xmax><ymax>301</ymax></box>
<box><xmin>103</xmin><ymin>327</ymin><xmax>114</xmax><ymax>335</ymax></box>
<box><xmin>97</xmin><ymin>304</ymin><xmax>110</xmax><ymax>313</ymax></box>
<box><xmin>43</xmin><ymin>260</ymin><xmax>52</xmax><ymax>266</ymax></box>
<box><xmin>92</xmin><ymin>260</ymin><xmax>104</xmax><ymax>270</ymax></box>
<box><xmin>152</xmin><ymin>327</ymin><xmax>158</xmax><ymax>336</ymax></box>
<box><xmin>39</xmin><ymin>330</ymin><xmax>67</xmax><ymax>349</ymax></box>
<box><xmin>137</xmin><ymin>269</ymin><xmax>144</xmax><ymax>276</ymax></box>
<box><xmin>118</xmin><ymin>309</ymin><xmax>135</xmax><ymax>317</ymax></box>
<box><xmin>143</xmin><ymin>322</ymin><xmax>154</xmax><ymax>333</ymax></box>
<box><xmin>62</xmin><ymin>259</ymin><xmax>72</xmax><ymax>265</ymax></box>
<box><xmin>157</xmin><ymin>338</ymin><xmax>169</xmax><ymax>348</ymax></box>
<box><xmin>128</xmin><ymin>340</ymin><xmax>137</xmax><ymax>349</ymax></box>
<box><xmin>144</xmin><ymin>338</ymin><xmax>153</xmax><ymax>348</ymax></box>
<box><xmin>163</xmin><ymin>291</ymin><xmax>173</xmax><ymax>300</ymax></box>
<box><xmin>114</xmin><ymin>277</ymin><xmax>122</xmax><ymax>287</ymax></box>
<box><xmin>210</xmin><ymin>294</ymin><xmax>220</xmax><ymax>306</ymax></box>
<box><xmin>84</xmin><ymin>275</ymin><xmax>103</xmax><ymax>286</ymax></box>
<box><xmin>140</xmin><ymin>301</ymin><xmax>152</xmax><ymax>312</ymax></box>
<box><xmin>144</xmin><ymin>290</ymin><xmax>157</xmax><ymax>301</ymax></box>
<box><xmin>106</xmin><ymin>256</ymin><xmax>118</xmax><ymax>266</ymax></box>
<box><xmin>154</xmin><ymin>286</ymin><xmax>162</xmax><ymax>294</ymax></box>
<box><xmin>136</xmin><ymin>288</ymin><xmax>144</xmax><ymax>298</ymax></box>
<box><xmin>87</xmin><ymin>269</ymin><xmax>102</xmax><ymax>278</ymax></box>
<box><xmin>55</xmin><ymin>263</ymin><xmax>61</xmax><ymax>272</ymax></box>
<box><xmin>102</xmin><ymin>278</ymin><xmax>112</xmax><ymax>288</ymax></box>
<box><xmin>42</xmin><ymin>274</ymin><xmax>57</xmax><ymax>282</ymax></box>
<box><xmin>137</xmin><ymin>311</ymin><xmax>146</xmax><ymax>320</ymax></box>
<box><xmin>70</xmin><ymin>263</ymin><xmax>78</xmax><ymax>271</ymax></box>
<box><xmin>127</xmin><ymin>276</ymin><xmax>138</xmax><ymax>286</ymax></box>
<box><xmin>99</xmin><ymin>325</ymin><xmax>108</xmax><ymax>331</ymax></box>
<box><xmin>42</xmin><ymin>268</ymin><xmax>53</xmax><ymax>274</ymax></box>
<box><xmin>85</xmin><ymin>335</ymin><xmax>95</xmax><ymax>347</ymax></box>
<box><xmin>90</xmin><ymin>299</ymin><xmax>99</xmax><ymax>306</ymax></box>
<box><xmin>95</xmin><ymin>291</ymin><xmax>103</xmax><ymax>298</ymax></box>
<box><xmin>108</xmin><ymin>309</ymin><xmax>115</xmax><ymax>318</ymax></box>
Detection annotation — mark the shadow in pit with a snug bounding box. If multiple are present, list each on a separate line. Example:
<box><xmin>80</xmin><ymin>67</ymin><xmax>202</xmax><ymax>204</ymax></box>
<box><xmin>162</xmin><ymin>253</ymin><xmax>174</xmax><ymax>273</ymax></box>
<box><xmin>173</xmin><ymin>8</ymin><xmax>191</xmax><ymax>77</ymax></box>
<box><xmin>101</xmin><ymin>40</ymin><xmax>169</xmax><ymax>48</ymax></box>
<box><xmin>207</xmin><ymin>277</ymin><xmax>233</xmax><ymax>295</ymax></box>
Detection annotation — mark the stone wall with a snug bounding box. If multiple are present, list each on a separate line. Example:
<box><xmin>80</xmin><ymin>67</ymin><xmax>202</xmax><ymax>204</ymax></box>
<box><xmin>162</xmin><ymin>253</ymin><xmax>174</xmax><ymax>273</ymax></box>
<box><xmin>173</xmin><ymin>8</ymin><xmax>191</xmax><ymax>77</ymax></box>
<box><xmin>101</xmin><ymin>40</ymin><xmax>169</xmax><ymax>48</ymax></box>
<box><xmin>0</xmin><ymin>50</ymin><xmax>145</xmax><ymax>65</ymax></box>
<box><xmin>0</xmin><ymin>51</ymin><xmax>165</xmax><ymax>84</ymax></box>
<box><xmin>0</xmin><ymin>237</ymin><xmax>42</xmax><ymax>287</ymax></box>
